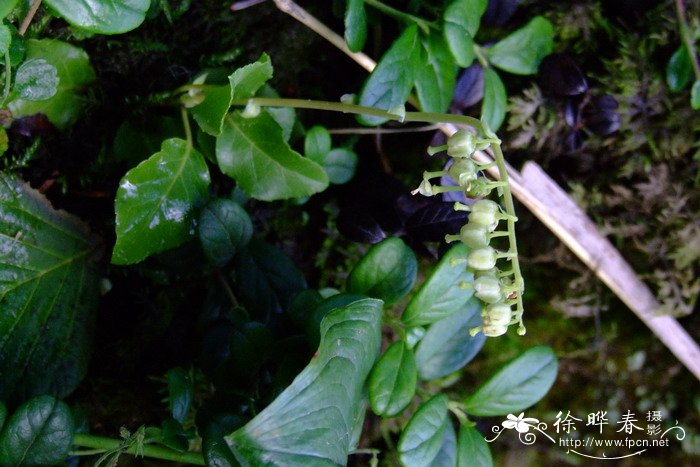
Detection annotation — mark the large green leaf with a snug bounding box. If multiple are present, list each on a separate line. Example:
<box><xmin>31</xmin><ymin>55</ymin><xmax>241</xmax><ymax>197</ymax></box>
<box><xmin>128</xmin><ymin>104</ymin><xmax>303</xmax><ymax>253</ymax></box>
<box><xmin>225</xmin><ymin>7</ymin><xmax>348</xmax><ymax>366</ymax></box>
<box><xmin>415</xmin><ymin>32</ymin><xmax>457</xmax><ymax>113</ymax></box>
<box><xmin>358</xmin><ymin>25</ymin><xmax>421</xmax><ymax>125</ymax></box>
<box><xmin>0</xmin><ymin>173</ymin><xmax>99</xmax><ymax>403</ymax></box>
<box><xmin>226</xmin><ymin>298</ymin><xmax>383</xmax><ymax>465</ymax></box>
<box><xmin>216</xmin><ymin>112</ymin><xmax>328</xmax><ymax>201</ymax></box>
<box><xmin>667</xmin><ymin>45</ymin><xmax>692</xmax><ymax>92</ymax></box>
<box><xmin>8</xmin><ymin>39</ymin><xmax>96</xmax><ymax>128</ymax></box>
<box><xmin>398</xmin><ymin>394</ymin><xmax>449</xmax><ymax>467</ymax></box>
<box><xmin>486</xmin><ymin>16</ymin><xmax>554</xmax><ymax>75</ymax></box>
<box><xmin>481</xmin><ymin>68</ymin><xmax>506</xmax><ymax>132</ymax></box>
<box><xmin>433</xmin><ymin>421</ymin><xmax>457</xmax><ymax>467</ymax></box>
<box><xmin>368</xmin><ymin>341</ymin><xmax>417</xmax><ymax>417</ymax></box>
<box><xmin>463</xmin><ymin>346</ymin><xmax>558</xmax><ymax>416</ymax></box>
<box><xmin>112</xmin><ymin>138</ymin><xmax>211</xmax><ymax>265</ymax></box>
<box><xmin>457</xmin><ymin>426</ymin><xmax>492</xmax><ymax>467</ymax></box>
<box><xmin>443</xmin><ymin>0</ymin><xmax>486</xmax><ymax>67</ymax></box>
<box><xmin>414</xmin><ymin>297</ymin><xmax>485</xmax><ymax>381</ymax></box>
<box><xmin>403</xmin><ymin>243</ymin><xmax>474</xmax><ymax>326</ymax></box>
<box><xmin>344</xmin><ymin>0</ymin><xmax>367</xmax><ymax>52</ymax></box>
<box><xmin>0</xmin><ymin>395</ymin><xmax>74</xmax><ymax>466</ymax></box>
<box><xmin>347</xmin><ymin>237</ymin><xmax>417</xmax><ymax>305</ymax></box>
<box><xmin>0</xmin><ymin>1</ymin><xmax>18</xmax><ymax>19</ymax></box>
<box><xmin>43</xmin><ymin>0</ymin><xmax>150</xmax><ymax>34</ymax></box>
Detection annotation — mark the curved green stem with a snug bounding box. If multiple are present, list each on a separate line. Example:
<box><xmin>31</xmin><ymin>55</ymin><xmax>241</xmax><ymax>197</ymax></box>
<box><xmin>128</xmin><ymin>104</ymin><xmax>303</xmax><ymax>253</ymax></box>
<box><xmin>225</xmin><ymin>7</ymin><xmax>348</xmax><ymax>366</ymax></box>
<box><xmin>181</xmin><ymin>107</ymin><xmax>193</xmax><ymax>147</ymax></box>
<box><xmin>364</xmin><ymin>0</ymin><xmax>436</xmax><ymax>32</ymax></box>
<box><xmin>72</xmin><ymin>434</ymin><xmax>205</xmax><ymax>465</ymax></box>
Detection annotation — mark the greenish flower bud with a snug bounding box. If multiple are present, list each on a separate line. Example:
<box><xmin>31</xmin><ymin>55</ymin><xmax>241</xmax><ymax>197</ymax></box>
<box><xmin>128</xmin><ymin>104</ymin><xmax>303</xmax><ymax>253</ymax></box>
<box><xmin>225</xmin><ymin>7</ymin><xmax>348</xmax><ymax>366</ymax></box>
<box><xmin>447</xmin><ymin>130</ymin><xmax>476</xmax><ymax>158</ymax></box>
<box><xmin>483</xmin><ymin>303</ymin><xmax>512</xmax><ymax>327</ymax></box>
<box><xmin>467</xmin><ymin>246</ymin><xmax>497</xmax><ymax>270</ymax></box>
<box><xmin>459</xmin><ymin>223</ymin><xmax>490</xmax><ymax>248</ymax></box>
<box><xmin>482</xmin><ymin>323</ymin><xmax>508</xmax><ymax>337</ymax></box>
<box><xmin>448</xmin><ymin>159</ymin><xmax>477</xmax><ymax>187</ymax></box>
<box><xmin>475</xmin><ymin>267</ymin><xmax>499</xmax><ymax>279</ymax></box>
<box><xmin>466</xmin><ymin>177</ymin><xmax>493</xmax><ymax>197</ymax></box>
<box><xmin>474</xmin><ymin>275</ymin><xmax>503</xmax><ymax>303</ymax></box>
<box><xmin>469</xmin><ymin>199</ymin><xmax>500</xmax><ymax>229</ymax></box>
<box><xmin>411</xmin><ymin>179</ymin><xmax>433</xmax><ymax>196</ymax></box>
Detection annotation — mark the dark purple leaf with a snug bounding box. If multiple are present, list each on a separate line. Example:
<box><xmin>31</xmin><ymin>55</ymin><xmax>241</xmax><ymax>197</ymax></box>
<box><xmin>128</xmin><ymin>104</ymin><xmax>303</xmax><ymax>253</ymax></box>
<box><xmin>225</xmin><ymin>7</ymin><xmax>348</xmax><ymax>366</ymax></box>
<box><xmin>583</xmin><ymin>95</ymin><xmax>620</xmax><ymax>136</ymax></box>
<box><xmin>452</xmin><ymin>64</ymin><xmax>485</xmax><ymax>111</ymax></box>
<box><xmin>405</xmin><ymin>201</ymin><xmax>468</xmax><ymax>242</ymax></box>
<box><xmin>440</xmin><ymin>158</ymin><xmax>468</xmax><ymax>203</ymax></box>
<box><xmin>564</xmin><ymin>130</ymin><xmax>585</xmax><ymax>151</ymax></box>
<box><xmin>340</xmin><ymin>171</ymin><xmax>408</xmax><ymax>231</ymax></box>
<box><xmin>396</xmin><ymin>192</ymin><xmax>435</xmax><ymax>221</ymax></box>
<box><xmin>482</xmin><ymin>0</ymin><xmax>520</xmax><ymax>27</ymax></box>
<box><xmin>337</xmin><ymin>207</ymin><xmax>387</xmax><ymax>244</ymax></box>
<box><xmin>537</xmin><ymin>53</ymin><xmax>588</xmax><ymax>96</ymax></box>
<box><xmin>592</xmin><ymin>94</ymin><xmax>619</xmax><ymax>112</ymax></box>
<box><xmin>10</xmin><ymin>114</ymin><xmax>54</xmax><ymax>137</ymax></box>
<box><xmin>564</xmin><ymin>98</ymin><xmax>581</xmax><ymax>128</ymax></box>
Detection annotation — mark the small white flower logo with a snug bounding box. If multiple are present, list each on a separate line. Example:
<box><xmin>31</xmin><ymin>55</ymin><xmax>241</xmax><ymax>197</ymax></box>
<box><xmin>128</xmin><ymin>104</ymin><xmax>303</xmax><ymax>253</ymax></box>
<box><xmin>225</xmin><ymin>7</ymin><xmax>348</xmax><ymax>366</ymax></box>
<box><xmin>502</xmin><ymin>413</ymin><xmax>540</xmax><ymax>433</ymax></box>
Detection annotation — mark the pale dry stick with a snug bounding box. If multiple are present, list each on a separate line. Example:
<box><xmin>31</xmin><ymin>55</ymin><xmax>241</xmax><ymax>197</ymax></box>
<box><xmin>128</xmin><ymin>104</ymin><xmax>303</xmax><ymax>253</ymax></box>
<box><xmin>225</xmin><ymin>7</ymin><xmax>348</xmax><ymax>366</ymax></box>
<box><xmin>273</xmin><ymin>0</ymin><xmax>700</xmax><ymax>380</ymax></box>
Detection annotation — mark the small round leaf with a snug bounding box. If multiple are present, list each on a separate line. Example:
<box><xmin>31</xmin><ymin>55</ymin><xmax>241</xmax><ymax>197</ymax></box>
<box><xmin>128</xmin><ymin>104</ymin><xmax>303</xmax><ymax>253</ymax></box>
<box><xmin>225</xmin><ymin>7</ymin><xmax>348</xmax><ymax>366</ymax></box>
<box><xmin>14</xmin><ymin>59</ymin><xmax>59</xmax><ymax>101</ymax></box>
<box><xmin>198</xmin><ymin>198</ymin><xmax>253</xmax><ymax>266</ymax></box>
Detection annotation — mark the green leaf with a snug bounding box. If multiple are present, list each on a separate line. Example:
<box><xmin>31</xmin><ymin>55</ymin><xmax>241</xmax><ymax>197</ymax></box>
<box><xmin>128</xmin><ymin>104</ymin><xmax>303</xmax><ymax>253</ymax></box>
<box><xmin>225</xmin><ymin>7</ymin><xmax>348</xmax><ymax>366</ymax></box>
<box><xmin>403</xmin><ymin>243</ymin><xmax>474</xmax><ymax>326</ymax></box>
<box><xmin>304</xmin><ymin>125</ymin><xmax>332</xmax><ymax>162</ymax></box>
<box><xmin>358</xmin><ymin>25</ymin><xmax>421</xmax><ymax>125</ymax></box>
<box><xmin>43</xmin><ymin>0</ymin><xmax>150</xmax><ymax>34</ymax></box>
<box><xmin>305</xmin><ymin>293</ymin><xmax>366</xmax><ymax>348</ymax></box>
<box><xmin>487</xmin><ymin>16</ymin><xmax>554</xmax><ymax>75</ymax></box>
<box><xmin>463</xmin><ymin>346</ymin><xmax>558</xmax><ymax>416</ymax></box>
<box><xmin>160</xmin><ymin>418</ymin><xmax>189</xmax><ymax>453</ymax></box>
<box><xmin>13</xmin><ymin>58</ymin><xmax>59</xmax><ymax>101</ymax></box>
<box><xmin>321</xmin><ymin>148</ymin><xmax>358</xmax><ymax>184</ymax></box>
<box><xmin>191</xmin><ymin>54</ymin><xmax>272</xmax><ymax>136</ymax></box>
<box><xmin>667</xmin><ymin>46</ymin><xmax>693</xmax><ymax>92</ymax></box>
<box><xmin>0</xmin><ymin>0</ymin><xmax>18</xmax><ymax>19</ymax></box>
<box><xmin>217</xmin><ymin>112</ymin><xmax>328</xmax><ymax>201</ymax></box>
<box><xmin>692</xmin><ymin>80</ymin><xmax>700</xmax><ymax>109</ymax></box>
<box><xmin>481</xmin><ymin>68</ymin><xmax>506</xmax><ymax>132</ymax></box>
<box><xmin>414</xmin><ymin>297</ymin><xmax>485</xmax><ymax>380</ymax></box>
<box><xmin>226</xmin><ymin>299</ymin><xmax>382</xmax><ymax>465</ymax></box>
<box><xmin>258</xmin><ymin>85</ymin><xmax>295</xmax><ymax>141</ymax></box>
<box><xmin>433</xmin><ymin>421</ymin><xmax>457</xmax><ymax>467</ymax></box>
<box><xmin>8</xmin><ymin>39</ymin><xmax>96</xmax><ymax>128</ymax></box>
<box><xmin>0</xmin><ymin>24</ymin><xmax>11</xmax><ymax>55</ymax></box>
<box><xmin>198</xmin><ymin>198</ymin><xmax>253</xmax><ymax>267</ymax></box>
<box><xmin>233</xmin><ymin>239</ymin><xmax>307</xmax><ymax>318</ymax></box>
<box><xmin>457</xmin><ymin>426</ymin><xmax>492</xmax><ymax>467</ymax></box>
<box><xmin>415</xmin><ymin>32</ymin><xmax>457</xmax><ymax>113</ymax></box>
<box><xmin>345</xmin><ymin>0</ymin><xmax>367</xmax><ymax>52</ymax></box>
<box><xmin>398</xmin><ymin>394</ymin><xmax>449</xmax><ymax>467</ymax></box>
<box><xmin>0</xmin><ymin>395</ymin><xmax>74</xmax><ymax>466</ymax></box>
<box><xmin>347</xmin><ymin>237</ymin><xmax>417</xmax><ymax>305</ymax></box>
<box><xmin>0</xmin><ymin>173</ymin><xmax>99</xmax><ymax>402</ymax></box>
<box><xmin>112</xmin><ymin>138</ymin><xmax>211</xmax><ymax>265</ymax></box>
<box><xmin>167</xmin><ymin>367</ymin><xmax>193</xmax><ymax>424</ymax></box>
<box><xmin>368</xmin><ymin>341</ymin><xmax>417</xmax><ymax>417</ymax></box>
<box><xmin>443</xmin><ymin>0</ymin><xmax>486</xmax><ymax>67</ymax></box>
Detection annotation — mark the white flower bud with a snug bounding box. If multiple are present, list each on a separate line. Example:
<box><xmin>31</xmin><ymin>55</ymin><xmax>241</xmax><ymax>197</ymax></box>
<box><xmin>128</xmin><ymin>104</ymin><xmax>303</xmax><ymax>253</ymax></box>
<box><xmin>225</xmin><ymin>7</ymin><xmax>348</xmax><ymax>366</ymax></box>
<box><xmin>467</xmin><ymin>246</ymin><xmax>497</xmax><ymax>270</ymax></box>
<box><xmin>447</xmin><ymin>130</ymin><xmax>476</xmax><ymax>158</ymax></box>
<box><xmin>459</xmin><ymin>224</ymin><xmax>490</xmax><ymax>248</ymax></box>
<box><xmin>411</xmin><ymin>179</ymin><xmax>433</xmax><ymax>196</ymax></box>
<box><xmin>469</xmin><ymin>199</ymin><xmax>500</xmax><ymax>229</ymax></box>
<box><xmin>482</xmin><ymin>323</ymin><xmax>508</xmax><ymax>337</ymax></box>
<box><xmin>483</xmin><ymin>303</ymin><xmax>513</xmax><ymax>327</ymax></box>
<box><xmin>474</xmin><ymin>275</ymin><xmax>503</xmax><ymax>303</ymax></box>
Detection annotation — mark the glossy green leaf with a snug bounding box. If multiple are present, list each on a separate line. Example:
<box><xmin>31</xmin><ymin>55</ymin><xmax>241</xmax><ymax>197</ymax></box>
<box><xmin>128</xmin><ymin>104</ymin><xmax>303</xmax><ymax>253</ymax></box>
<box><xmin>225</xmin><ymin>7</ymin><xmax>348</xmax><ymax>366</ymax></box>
<box><xmin>0</xmin><ymin>395</ymin><xmax>74</xmax><ymax>466</ymax></box>
<box><xmin>8</xmin><ymin>39</ymin><xmax>96</xmax><ymax>128</ymax></box>
<box><xmin>457</xmin><ymin>426</ymin><xmax>492</xmax><ymax>467</ymax></box>
<box><xmin>443</xmin><ymin>0</ymin><xmax>486</xmax><ymax>67</ymax></box>
<box><xmin>481</xmin><ymin>68</ymin><xmax>506</xmax><ymax>131</ymax></box>
<box><xmin>667</xmin><ymin>46</ymin><xmax>692</xmax><ymax>92</ymax></box>
<box><xmin>403</xmin><ymin>243</ymin><xmax>474</xmax><ymax>326</ymax></box>
<box><xmin>415</xmin><ymin>32</ymin><xmax>457</xmax><ymax>113</ymax></box>
<box><xmin>487</xmin><ymin>16</ymin><xmax>554</xmax><ymax>75</ymax></box>
<box><xmin>321</xmin><ymin>148</ymin><xmax>358</xmax><ymax>184</ymax></box>
<box><xmin>433</xmin><ymin>421</ymin><xmax>457</xmax><ymax>467</ymax></box>
<box><xmin>13</xmin><ymin>59</ymin><xmax>59</xmax><ymax>101</ymax></box>
<box><xmin>347</xmin><ymin>237</ymin><xmax>417</xmax><ymax>305</ymax></box>
<box><xmin>358</xmin><ymin>25</ymin><xmax>421</xmax><ymax>125</ymax></box>
<box><xmin>0</xmin><ymin>24</ymin><xmax>10</xmax><ymax>55</ymax></box>
<box><xmin>226</xmin><ymin>298</ymin><xmax>383</xmax><ymax>465</ymax></box>
<box><xmin>43</xmin><ymin>0</ymin><xmax>150</xmax><ymax>34</ymax></box>
<box><xmin>167</xmin><ymin>367</ymin><xmax>193</xmax><ymax>424</ymax></box>
<box><xmin>368</xmin><ymin>341</ymin><xmax>417</xmax><ymax>417</ymax></box>
<box><xmin>198</xmin><ymin>198</ymin><xmax>253</xmax><ymax>267</ymax></box>
<box><xmin>233</xmin><ymin>239</ymin><xmax>307</xmax><ymax>318</ymax></box>
<box><xmin>414</xmin><ymin>297</ymin><xmax>485</xmax><ymax>380</ymax></box>
<box><xmin>398</xmin><ymin>394</ymin><xmax>449</xmax><ymax>467</ymax></box>
<box><xmin>463</xmin><ymin>346</ymin><xmax>558</xmax><ymax>416</ymax></box>
<box><xmin>0</xmin><ymin>0</ymin><xmax>18</xmax><ymax>19</ymax></box>
<box><xmin>112</xmin><ymin>138</ymin><xmax>211</xmax><ymax>265</ymax></box>
<box><xmin>691</xmin><ymin>80</ymin><xmax>700</xmax><ymax>109</ymax></box>
<box><xmin>306</xmin><ymin>293</ymin><xmax>366</xmax><ymax>348</ymax></box>
<box><xmin>191</xmin><ymin>54</ymin><xmax>272</xmax><ymax>136</ymax></box>
<box><xmin>217</xmin><ymin>111</ymin><xmax>328</xmax><ymax>201</ymax></box>
<box><xmin>304</xmin><ymin>125</ymin><xmax>332</xmax><ymax>162</ymax></box>
<box><xmin>0</xmin><ymin>173</ymin><xmax>99</xmax><ymax>403</ymax></box>
<box><xmin>257</xmin><ymin>85</ymin><xmax>295</xmax><ymax>141</ymax></box>
<box><xmin>345</xmin><ymin>0</ymin><xmax>367</xmax><ymax>52</ymax></box>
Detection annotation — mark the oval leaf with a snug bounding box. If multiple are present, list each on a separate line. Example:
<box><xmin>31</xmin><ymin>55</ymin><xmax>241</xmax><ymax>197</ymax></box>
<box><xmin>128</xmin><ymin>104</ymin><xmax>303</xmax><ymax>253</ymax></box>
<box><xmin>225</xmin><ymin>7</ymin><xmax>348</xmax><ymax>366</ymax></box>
<box><xmin>666</xmin><ymin>45</ymin><xmax>692</xmax><ymax>92</ymax></box>
<box><xmin>0</xmin><ymin>395</ymin><xmax>74</xmax><ymax>466</ymax></box>
<box><xmin>415</xmin><ymin>32</ymin><xmax>457</xmax><ymax>113</ymax></box>
<box><xmin>368</xmin><ymin>341</ymin><xmax>417</xmax><ymax>417</ymax></box>
<box><xmin>0</xmin><ymin>173</ymin><xmax>99</xmax><ymax>403</ymax></box>
<box><xmin>345</xmin><ymin>0</ymin><xmax>367</xmax><ymax>52</ymax></box>
<box><xmin>217</xmin><ymin>112</ymin><xmax>328</xmax><ymax>200</ymax></box>
<box><xmin>443</xmin><ymin>0</ymin><xmax>487</xmax><ymax>67</ymax></box>
<box><xmin>403</xmin><ymin>243</ymin><xmax>474</xmax><ymax>326</ymax></box>
<box><xmin>481</xmin><ymin>67</ymin><xmax>506</xmax><ymax>132</ymax></box>
<box><xmin>112</xmin><ymin>138</ymin><xmax>211</xmax><ymax>264</ymax></box>
<box><xmin>414</xmin><ymin>297</ymin><xmax>485</xmax><ymax>380</ymax></box>
<box><xmin>487</xmin><ymin>16</ymin><xmax>554</xmax><ymax>75</ymax></box>
<box><xmin>226</xmin><ymin>299</ymin><xmax>383</xmax><ymax>465</ymax></box>
<box><xmin>43</xmin><ymin>0</ymin><xmax>150</xmax><ymax>34</ymax></box>
<box><xmin>13</xmin><ymin>59</ymin><xmax>59</xmax><ymax>101</ymax></box>
<box><xmin>167</xmin><ymin>367</ymin><xmax>193</xmax><ymax>424</ymax></box>
<box><xmin>358</xmin><ymin>25</ymin><xmax>421</xmax><ymax>125</ymax></box>
<box><xmin>537</xmin><ymin>53</ymin><xmax>588</xmax><ymax>96</ymax></box>
<box><xmin>347</xmin><ymin>237</ymin><xmax>417</xmax><ymax>305</ymax></box>
<box><xmin>398</xmin><ymin>394</ymin><xmax>449</xmax><ymax>467</ymax></box>
<box><xmin>323</xmin><ymin>148</ymin><xmax>358</xmax><ymax>184</ymax></box>
<box><xmin>304</xmin><ymin>125</ymin><xmax>331</xmax><ymax>162</ymax></box>
<box><xmin>198</xmin><ymin>198</ymin><xmax>253</xmax><ymax>267</ymax></box>
<box><xmin>457</xmin><ymin>426</ymin><xmax>493</xmax><ymax>467</ymax></box>
<box><xmin>433</xmin><ymin>421</ymin><xmax>458</xmax><ymax>467</ymax></box>
<box><xmin>463</xmin><ymin>346</ymin><xmax>558</xmax><ymax>416</ymax></box>
<box><xmin>453</xmin><ymin>63</ymin><xmax>485</xmax><ymax>110</ymax></box>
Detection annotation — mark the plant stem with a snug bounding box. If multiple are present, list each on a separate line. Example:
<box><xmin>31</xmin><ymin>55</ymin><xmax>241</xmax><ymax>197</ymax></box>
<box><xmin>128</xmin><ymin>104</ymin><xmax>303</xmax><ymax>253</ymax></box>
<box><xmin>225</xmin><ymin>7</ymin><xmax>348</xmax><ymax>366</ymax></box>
<box><xmin>72</xmin><ymin>434</ymin><xmax>205</xmax><ymax>465</ymax></box>
<box><xmin>675</xmin><ymin>0</ymin><xmax>700</xmax><ymax>81</ymax></box>
<box><xmin>364</xmin><ymin>0</ymin><xmax>435</xmax><ymax>32</ymax></box>
<box><xmin>181</xmin><ymin>107</ymin><xmax>193</xmax><ymax>147</ymax></box>
<box><xmin>19</xmin><ymin>0</ymin><xmax>43</xmax><ymax>36</ymax></box>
